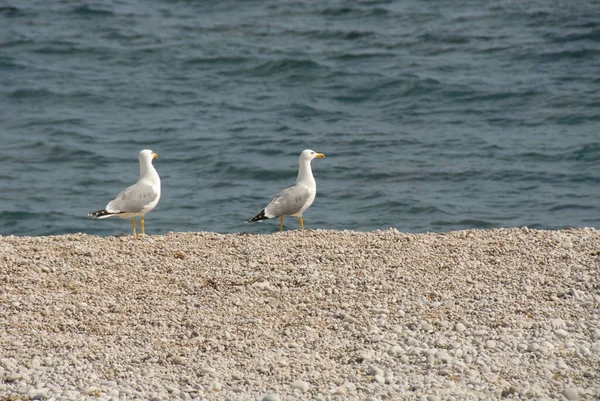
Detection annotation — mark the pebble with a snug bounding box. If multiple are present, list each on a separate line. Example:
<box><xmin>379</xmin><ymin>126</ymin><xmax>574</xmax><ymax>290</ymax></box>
<box><xmin>333</xmin><ymin>385</ymin><xmax>347</xmax><ymax>395</ymax></box>
<box><xmin>563</xmin><ymin>387</ymin><xmax>578</xmax><ymax>400</ymax></box>
<box><xmin>388</xmin><ymin>345</ymin><xmax>403</xmax><ymax>356</ymax></box>
<box><xmin>561</xmin><ymin>241</ymin><xmax>573</xmax><ymax>250</ymax></box>
<box><xmin>200</xmin><ymin>367</ymin><xmax>217</xmax><ymax>376</ymax></box>
<box><xmin>7</xmin><ymin>373</ymin><xmax>21</xmax><ymax>382</ymax></box>
<box><xmin>290</xmin><ymin>379</ymin><xmax>309</xmax><ymax>392</ymax></box>
<box><xmin>262</xmin><ymin>394</ymin><xmax>280</xmax><ymax>401</ymax></box>
<box><xmin>554</xmin><ymin>329</ymin><xmax>568</xmax><ymax>338</ymax></box>
<box><xmin>455</xmin><ymin>323</ymin><xmax>466</xmax><ymax>332</ymax></box>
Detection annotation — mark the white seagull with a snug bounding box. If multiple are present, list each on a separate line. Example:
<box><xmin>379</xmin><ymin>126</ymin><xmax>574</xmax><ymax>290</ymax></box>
<box><xmin>247</xmin><ymin>149</ymin><xmax>326</xmax><ymax>231</ymax></box>
<box><xmin>89</xmin><ymin>149</ymin><xmax>161</xmax><ymax>236</ymax></box>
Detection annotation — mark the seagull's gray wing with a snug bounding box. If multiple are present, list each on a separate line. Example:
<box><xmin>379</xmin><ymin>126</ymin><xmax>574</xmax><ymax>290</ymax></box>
<box><xmin>106</xmin><ymin>182</ymin><xmax>158</xmax><ymax>214</ymax></box>
<box><xmin>264</xmin><ymin>184</ymin><xmax>312</xmax><ymax>217</ymax></box>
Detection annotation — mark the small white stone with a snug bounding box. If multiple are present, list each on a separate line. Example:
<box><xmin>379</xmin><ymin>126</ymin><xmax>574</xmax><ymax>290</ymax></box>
<box><xmin>563</xmin><ymin>386</ymin><xmax>578</xmax><ymax>400</ymax></box>
<box><xmin>369</xmin><ymin>366</ymin><xmax>384</xmax><ymax>376</ymax></box>
<box><xmin>35</xmin><ymin>388</ymin><xmax>51</xmax><ymax>398</ymax></box>
<box><xmin>561</xmin><ymin>241</ymin><xmax>573</xmax><ymax>250</ymax></box>
<box><xmin>485</xmin><ymin>340</ymin><xmax>496</xmax><ymax>349</ymax></box>
<box><xmin>373</xmin><ymin>374</ymin><xmax>385</xmax><ymax>384</ymax></box>
<box><xmin>6</xmin><ymin>373</ymin><xmax>21</xmax><ymax>382</ymax></box>
<box><xmin>371</xmin><ymin>334</ymin><xmax>383</xmax><ymax>343</ymax></box>
<box><xmin>455</xmin><ymin>323</ymin><xmax>466</xmax><ymax>332</ymax></box>
<box><xmin>200</xmin><ymin>367</ymin><xmax>217</xmax><ymax>376</ymax></box>
<box><xmin>290</xmin><ymin>379</ymin><xmax>309</xmax><ymax>392</ymax></box>
<box><xmin>172</xmin><ymin>356</ymin><xmax>186</xmax><ymax>365</ymax></box>
<box><xmin>554</xmin><ymin>329</ymin><xmax>568</xmax><ymax>338</ymax></box>
<box><xmin>84</xmin><ymin>386</ymin><xmax>100</xmax><ymax>395</ymax></box>
<box><xmin>528</xmin><ymin>342</ymin><xmax>540</xmax><ymax>352</ymax></box>
<box><xmin>262</xmin><ymin>394</ymin><xmax>280</xmax><ymax>401</ymax></box>
<box><xmin>333</xmin><ymin>385</ymin><xmax>347</xmax><ymax>395</ymax></box>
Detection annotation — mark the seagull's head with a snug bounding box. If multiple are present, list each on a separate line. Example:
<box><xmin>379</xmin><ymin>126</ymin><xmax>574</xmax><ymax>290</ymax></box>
<box><xmin>301</xmin><ymin>149</ymin><xmax>325</xmax><ymax>162</ymax></box>
<box><xmin>139</xmin><ymin>149</ymin><xmax>159</xmax><ymax>163</ymax></box>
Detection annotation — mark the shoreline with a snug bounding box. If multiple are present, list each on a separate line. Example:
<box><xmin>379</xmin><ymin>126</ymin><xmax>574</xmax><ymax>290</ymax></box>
<box><xmin>1</xmin><ymin>228</ymin><xmax>599</xmax><ymax>400</ymax></box>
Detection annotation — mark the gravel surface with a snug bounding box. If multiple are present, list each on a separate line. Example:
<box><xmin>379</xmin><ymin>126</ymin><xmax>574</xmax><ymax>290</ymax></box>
<box><xmin>1</xmin><ymin>228</ymin><xmax>599</xmax><ymax>401</ymax></box>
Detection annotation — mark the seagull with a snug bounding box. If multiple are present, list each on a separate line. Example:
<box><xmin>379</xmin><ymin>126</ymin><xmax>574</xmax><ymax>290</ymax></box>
<box><xmin>247</xmin><ymin>149</ymin><xmax>325</xmax><ymax>231</ymax></box>
<box><xmin>89</xmin><ymin>149</ymin><xmax>161</xmax><ymax>236</ymax></box>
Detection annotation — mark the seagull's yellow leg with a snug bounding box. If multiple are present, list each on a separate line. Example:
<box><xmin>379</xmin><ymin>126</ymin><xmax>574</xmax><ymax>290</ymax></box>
<box><xmin>299</xmin><ymin>216</ymin><xmax>305</xmax><ymax>230</ymax></box>
<box><xmin>279</xmin><ymin>216</ymin><xmax>285</xmax><ymax>232</ymax></box>
<box><xmin>141</xmin><ymin>216</ymin><xmax>146</xmax><ymax>235</ymax></box>
<box><xmin>131</xmin><ymin>217</ymin><xmax>137</xmax><ymax>236</ymax></box>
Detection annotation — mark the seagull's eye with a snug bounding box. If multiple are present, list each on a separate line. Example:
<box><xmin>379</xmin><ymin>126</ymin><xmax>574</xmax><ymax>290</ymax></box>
<box><xmin>311</xmin><ymin>152</ymin><xmax>315</xmax><ymax>155</ymax></box>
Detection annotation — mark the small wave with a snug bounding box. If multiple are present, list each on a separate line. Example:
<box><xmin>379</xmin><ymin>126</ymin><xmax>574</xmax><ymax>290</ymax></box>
<box><xmin>300</xmin><ymin>29</ymin><xmax>376</xmax><ymax>41</ymax></box>
<box><xmin>319</xmin><ymin>5</ymin><xmax>389</xmax><ymax>18</ymax></box>
<box><xmin>246</xmin><ymin>59</ymin><xmax>325</xmax><ymax>78</ymax></box>
<box><xmin>566</xmin><ymin>143</ymin><xmax>600</xmax><ymax>161</ymax></box>
<box><xmin>211</xmin><ymin>160</ymin><xmax>291</xmax><ymax>182</ymax></box>
<box><xmin>320</xmin><ymin>7</ymin><xmax>354</xmax><ymax>16</ymax></box>
<box><xmin>9</xmin><ymin>87</ymin><xmax>100</xmax><ymax>103</ymax></box>
<box><xmin>548</xmin><ymin>204</ymin><xmax>595</xmax><ymax>212</ymax></box>
<box><xmin>184</xmin><ymin>56</ymin><xmax>251</xmax><ymax>66</ymax></box>
<box><xmin>20</xmin><ymin>118</ymin><xmax>85</xmax><ymax>128</ymax></box>
<box><xmin>548</xmin><ymin>29</ymin><xmax>600</xmax><ymax>43</ymax></box>
<box><xmin>332</xmin><ymin>76</ymin><xmax>443</xmax><ymax>104</ymax></box>
<box><xmin>547</xmin><ymin>114</ymin><xmax>600</xmax><ymax>126</ymax></box>
<box><xmin>512</xmin><ymin>144</ymin><xmax>600</xmax><ymax>163</ymax></box>
<box><xmin>32</xmin><ymin>42</ymin><xmax>110</xmax><ymax>56</ymax></box>
<box><xmin>11</xmin><ymin>141</ymin><xmax>98</xmax><ymax>164</ymax></box>
<box><xmin>418</xmin><ymin>32</ymin><xmax>470</xmax><ymax>45</ymax></box>
<box><xmin>328</xmin><ymin>51</ymin><xmax>396</xmax><ymax>61</ymax></box>
<box><xmin>0</xmin><ymin>6</ymin><xmax>21</xmax><ymax>17</ymax></box>
<box><xmin>72</xmin><ymin>5</ymin><xmax>114</xmax><ymax>17</ymax></box>
<box><xmin>431</xmin><ymin>219</ymin><xmax>497</xmax><ymax>229</ymax></box>
<box><xmin>9</xmin><ymin>88</ymin><xmax>58</xmax><ymax>99</ymax></box>
<box><xmin>48</xmin><ymin>129</ymin><xmax>94</xmax><ymax>144</ymax></box>
<box><xmin>530</xmin><ymin>48</ymin><xmax>600</xmax><ymax>62</ymax></box>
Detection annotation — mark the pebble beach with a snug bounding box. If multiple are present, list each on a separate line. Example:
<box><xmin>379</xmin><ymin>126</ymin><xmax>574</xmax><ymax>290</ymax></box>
<box><xmin>1</xmin><ymin>228</ymin><xmax>599</xmax><ymax>401</ymax></box>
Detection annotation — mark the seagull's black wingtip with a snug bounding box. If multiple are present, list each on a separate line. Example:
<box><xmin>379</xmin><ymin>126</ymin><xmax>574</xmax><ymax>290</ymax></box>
<box><xmin>247</xmin><ymin>209</ymin><xmax>268</xmax><ymax>223</ymax></box>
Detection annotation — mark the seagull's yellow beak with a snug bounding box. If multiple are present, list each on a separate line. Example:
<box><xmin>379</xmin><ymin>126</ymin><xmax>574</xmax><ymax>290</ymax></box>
<box><xmin>315</xmin><ymin>153</ymin><xmax>325</xmax><ymax>158</ymax></box>
<box><xmin>153</xmin><ymin>152</ymin><xmax>159</xmax><ymax>159</ymax></box>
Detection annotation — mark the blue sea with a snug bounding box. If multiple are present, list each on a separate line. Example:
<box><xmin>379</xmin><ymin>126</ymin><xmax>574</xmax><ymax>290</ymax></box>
<box><xmin>1</xmin><ymin>0</ymin><xmax>599</xmax><ymax>236</ymax></box>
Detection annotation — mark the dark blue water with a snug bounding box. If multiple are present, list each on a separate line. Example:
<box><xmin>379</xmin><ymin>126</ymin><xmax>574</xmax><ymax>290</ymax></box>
<box><xmin>1</xmin><ymin>0</ymin><xmax>599</xmax><ymax>236</ymax></box>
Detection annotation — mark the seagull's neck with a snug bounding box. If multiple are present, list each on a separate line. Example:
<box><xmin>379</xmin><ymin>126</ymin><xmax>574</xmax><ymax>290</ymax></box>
<box><xmin>296</xmin><ymin>158</ymin><xmax>315</xmax><ymax>186</ymax></box>
<box><xmin>139</xmin><ymin>158</ymin><xmax>159</xmax><ymax>183</ymax></box>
